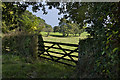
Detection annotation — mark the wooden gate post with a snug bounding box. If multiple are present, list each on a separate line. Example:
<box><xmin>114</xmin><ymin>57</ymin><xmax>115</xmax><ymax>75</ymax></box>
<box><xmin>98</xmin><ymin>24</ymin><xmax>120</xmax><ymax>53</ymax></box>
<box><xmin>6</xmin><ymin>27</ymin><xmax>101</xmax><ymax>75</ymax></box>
<box><xmin>38</xmin><ymin>34</ymin><xmax>45</xmax><ymax>57</ymax></box>
<box><xmin>78</xmin><ymin>38</ymin><xmax>81</xmax><ymax>63</ymax></box>
<box><xmin>32</xmin><ymin>34</ymin><xmax>38</xmax><ymax>60</ymax></box>
<box><xmin>76</xmin><ymin>38</ymin><xmax>81</xmax><ymax>77</ymax></box>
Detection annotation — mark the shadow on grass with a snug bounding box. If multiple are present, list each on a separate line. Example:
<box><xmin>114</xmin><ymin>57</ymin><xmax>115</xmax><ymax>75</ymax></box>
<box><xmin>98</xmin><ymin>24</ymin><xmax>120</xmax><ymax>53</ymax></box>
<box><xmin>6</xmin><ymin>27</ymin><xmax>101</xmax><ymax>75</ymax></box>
<box><xmin>50</xmin><ymin>34</ymin><xmax>77</xmax><ymax>38</ymax></box>
<box><xmin>2</xmin><ymin>54</ymin><xmax>75</xmax><ymax>78</ymax></box>
<box><xmin>50</xmin><ymin>34</ymin><xmax>66</xmax><ymax>37</ymax></box>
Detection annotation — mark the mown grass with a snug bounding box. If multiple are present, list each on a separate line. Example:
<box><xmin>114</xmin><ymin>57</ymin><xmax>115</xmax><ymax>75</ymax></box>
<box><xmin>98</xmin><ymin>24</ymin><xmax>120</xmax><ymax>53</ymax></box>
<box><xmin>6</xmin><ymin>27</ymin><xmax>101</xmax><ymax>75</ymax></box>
<box><xmin>41</xmin><ymin>32</ymin><xmax>90</xmax><ymax>44</ymax></box>
<box><xmin>2</xmin><ymin>54</ymin><xmax>75</xmax><ymax>78</ymax></box>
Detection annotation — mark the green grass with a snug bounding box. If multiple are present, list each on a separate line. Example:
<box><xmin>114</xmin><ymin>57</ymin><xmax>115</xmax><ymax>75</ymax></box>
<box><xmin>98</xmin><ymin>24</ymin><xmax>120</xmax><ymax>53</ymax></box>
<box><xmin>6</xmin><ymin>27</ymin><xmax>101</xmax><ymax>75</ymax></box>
<box><xmin>2</xmin><ymin>54</ymin><xmax>75</xmax><ymax>78</ymax></box>
<box><xmin>41</xmin><ymin>32</ymin><xmax>90</xmax><ymax>44</ymax></box>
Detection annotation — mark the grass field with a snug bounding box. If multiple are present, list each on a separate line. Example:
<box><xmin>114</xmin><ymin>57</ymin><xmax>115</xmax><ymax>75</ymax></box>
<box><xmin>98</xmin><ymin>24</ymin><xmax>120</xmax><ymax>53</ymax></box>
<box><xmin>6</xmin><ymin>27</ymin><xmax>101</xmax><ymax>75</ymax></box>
<box><xmin>2</xmin><ymin>54</ymin><xmax>75</xmax><ymax>78</ymax></box>
<box><xmin>41</xmin><ymin>32</ymin><xmax>90</xmax><ymax>44</ymax></box>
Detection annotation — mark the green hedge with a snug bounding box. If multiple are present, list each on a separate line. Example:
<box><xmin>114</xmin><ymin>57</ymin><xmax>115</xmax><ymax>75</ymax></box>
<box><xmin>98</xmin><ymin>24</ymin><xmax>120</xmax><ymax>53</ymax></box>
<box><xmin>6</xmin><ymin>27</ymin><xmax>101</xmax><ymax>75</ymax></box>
<box><xmin>2</xmin><ymin>32</ymin><xmax>44</xmax><ymax>59</ymax></box>
<box><xmin>77</xmin><ymin>38</ymin><xmax>119</xmax><ymax>78</ymax></box>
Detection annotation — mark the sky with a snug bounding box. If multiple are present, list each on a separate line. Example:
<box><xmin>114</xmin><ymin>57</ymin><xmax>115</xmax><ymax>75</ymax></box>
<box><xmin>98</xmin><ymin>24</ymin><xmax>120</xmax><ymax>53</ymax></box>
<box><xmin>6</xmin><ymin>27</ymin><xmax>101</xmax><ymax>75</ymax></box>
<box><xmin>27</xmin><ymin>5</ymin><xmax>64</xmax><ymax>27</ymax></box>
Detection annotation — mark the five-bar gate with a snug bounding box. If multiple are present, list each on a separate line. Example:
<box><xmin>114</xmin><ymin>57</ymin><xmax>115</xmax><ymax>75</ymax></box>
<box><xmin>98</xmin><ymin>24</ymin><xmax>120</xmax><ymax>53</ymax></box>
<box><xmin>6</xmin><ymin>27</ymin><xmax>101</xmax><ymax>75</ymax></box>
<box><xmin>38</xmin><ymin>38</ymin><xmax>79</xmax><ymax>67</ymax></box>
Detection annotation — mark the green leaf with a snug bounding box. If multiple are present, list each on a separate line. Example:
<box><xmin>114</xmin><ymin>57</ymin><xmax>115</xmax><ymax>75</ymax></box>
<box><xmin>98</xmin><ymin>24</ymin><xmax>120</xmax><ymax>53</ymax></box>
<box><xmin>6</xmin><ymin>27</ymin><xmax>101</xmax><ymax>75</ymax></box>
<box><xmin>103</xmin><ymin>70</ymin><xmax>105</xmax><ymax>72</ymax></box>
<box><xmin>113</xmin><ymin>48</ymin><xmax>118</xmax><ymax>53</ymax></box>
<box><xmin>107</xmin><ymin>34</ymin><xmax>112</xmax><ymax>40</ymax></box>
<box><xmin>102</xmin><ymin>51</ymin><xmax>105</xmax><ymax>55</ymax></box>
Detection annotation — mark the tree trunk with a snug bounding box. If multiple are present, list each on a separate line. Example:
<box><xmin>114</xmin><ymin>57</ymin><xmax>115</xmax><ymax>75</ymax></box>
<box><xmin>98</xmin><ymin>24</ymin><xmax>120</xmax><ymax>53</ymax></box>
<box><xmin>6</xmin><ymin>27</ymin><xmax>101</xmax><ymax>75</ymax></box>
<box><xmin>67</xmin><ymin>34</ymin><xmax>69</xmax><ymax>37</ymax></box>
<box><xmin>47</xmin><ymin>32</ymin><xmax>50</xmax><ymax>37</ymax></box>
<box><xmin>73</xmin><ymin>34</ymin><xmax>75</xmax><ymax>36</ymax></box>
<box><xmin>75</xmin><ymin>34</ymin><xmax>76</xmax><ymax>36</ymax></box>
<box><xmin>63</xmin><ymin>33</ymin><xmax>65</xmax><ymax>37</ymax></box>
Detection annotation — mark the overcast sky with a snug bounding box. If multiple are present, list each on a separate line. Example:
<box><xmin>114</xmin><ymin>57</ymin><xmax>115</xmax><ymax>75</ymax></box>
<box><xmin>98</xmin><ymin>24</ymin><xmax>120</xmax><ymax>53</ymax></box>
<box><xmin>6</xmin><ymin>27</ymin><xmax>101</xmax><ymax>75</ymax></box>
<box><xmin>27</xmin><ymin>5</ymin><xmax>64</xmax><ymax>27</ymax></box>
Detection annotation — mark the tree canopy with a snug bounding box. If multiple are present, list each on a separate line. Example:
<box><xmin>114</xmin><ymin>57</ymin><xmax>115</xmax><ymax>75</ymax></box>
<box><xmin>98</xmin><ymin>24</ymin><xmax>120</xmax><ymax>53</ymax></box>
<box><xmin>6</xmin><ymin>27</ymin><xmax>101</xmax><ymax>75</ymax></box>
<box><xmin>53</xmin><ymin>26</ymin><xmax>60</xmax><ymax>33</ymax></box>
<box><xmin>18</xmin><ymin>10</ymin><xmax>46</xmax><ymax>33</ymax></box>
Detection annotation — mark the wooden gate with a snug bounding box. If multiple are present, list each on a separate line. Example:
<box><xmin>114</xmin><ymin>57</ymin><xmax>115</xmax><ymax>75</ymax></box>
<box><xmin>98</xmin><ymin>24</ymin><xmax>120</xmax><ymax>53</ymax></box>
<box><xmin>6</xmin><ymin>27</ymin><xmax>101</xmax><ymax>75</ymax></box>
<box><xmin>38</xmin><ymin>38</ymin><xmax>79</xmax><ymax>67</ymax></box>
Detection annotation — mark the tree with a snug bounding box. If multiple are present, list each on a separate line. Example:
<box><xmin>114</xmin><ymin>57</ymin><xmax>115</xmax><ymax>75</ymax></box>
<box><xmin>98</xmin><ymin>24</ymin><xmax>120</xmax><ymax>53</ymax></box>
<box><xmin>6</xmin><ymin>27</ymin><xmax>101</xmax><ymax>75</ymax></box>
<box><xmin>68</xmin><ymin>23</ymin><xmax>80</xmax><ymax>36</ymax></box>
<box><xmin>2</xmin><ymin>3</ymin><xmax>46</xmax><ymax>34</ymax></box>
<box><xmin>59</xmin><ymin>18</ymin><xmax>80</xmax><ymax>37</ymax></box>
<box><xmin>59</xmin><ymin>18</ymin><xmax>67</xmax><ymax>36</ymax></box>
<box><xmin>53</xmin><ymin>26</ymin><xmax>60</xmax><ymax>32</ymax></box>
<box><xmin>17</xmin><ymin>10</ymin><xmax>45</xmax><ymax>34</ymax></box>
<box><xmin>42</xmin><ymin>24</ymin><xmax>53</xmax><ymax>37</ymax></box>
<box><xmin>2</xmin><ymin>2</ymin><xmax>47</xmax><ymax>33</ymax></box>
